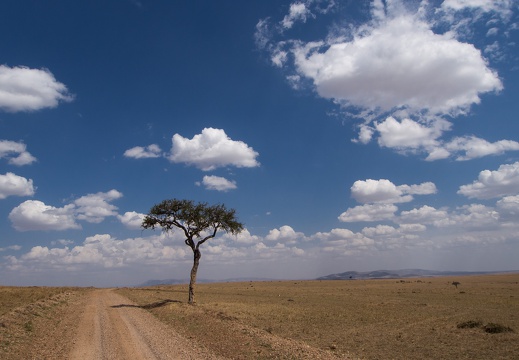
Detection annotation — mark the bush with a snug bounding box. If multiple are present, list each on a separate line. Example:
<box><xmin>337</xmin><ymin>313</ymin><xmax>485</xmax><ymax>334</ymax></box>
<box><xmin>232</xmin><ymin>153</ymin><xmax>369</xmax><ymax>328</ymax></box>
<box><xmin>457</xmin><ymin>320</ymin><xmax>514</xmax><ymax>334</ymax></box>
<box><xmin>457</xmin><ymin>320</ymin><xmax>482</xmax><ymax>329</ymax></box>
<box><xmin>483</xmin><ymin>323</ymin><xmax>514</xmax><ymax>334</ymax></box>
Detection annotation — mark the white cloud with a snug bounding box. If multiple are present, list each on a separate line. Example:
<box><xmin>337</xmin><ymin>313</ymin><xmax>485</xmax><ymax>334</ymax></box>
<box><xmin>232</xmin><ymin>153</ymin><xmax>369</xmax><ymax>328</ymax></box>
<box><xmin>282</xmin><ymin>2</ymin><xmax>310</xmax><ymax>29</ymax></box>
<box><xmin>123</xmin><ymin>144</ymin><xmax>162</xmax><ymax>159</ymax></box>
<box><xmin>338</xmin><ymin>203</ymin><xmax>397</xmax><ymax>222</ymax></box>
<box><xmin>441</xmin><ymin>0</ymin><xmax>514</xmax><ymax>19</ymax></box>
<box><xmin>74</xmin><ymin>189</ymin><xmax>123</xmax><ymax>223</ymax></box>
<box><xmin>458</xmin><ymin>162</ymin><xmax>519</xmax><ymax>199</ymax></box>
<box><xmin>372</xmin><ymin>119</ymin><xmax>519</xmax><ymax>161</ymax></box>
<box><xmin>9</xmin><ymin>200</ymin><xmax>79</xmax><ymax>231</ymax></box>
<box><xmin>354</xmin><ymin>125</ymin><xmax>374</xmax><ymax>144</ymax></box>
<box><xmin>361</xmin><ymin>224</ymin><xmax>397</xmax><ymax>237</ymax></box>
<box><xmin>0</xmin><ymin>140</ymin><xmax>37</xmax><ymax>166</ymax></box>
<box><xmin>0</xmin><ymin>245</ymin><xmax>22</xmax><ymax>252</ymax></box>
<box><xmin>265</xmin><ymin>225</ymin><xmax>305</xmax><ymax>244</ymax></box>
<box><xmin>313</xmin><ymin>228</ymin><xmax>375</xmax><ymax>252</ymax></box>
<box><xmin>261</xmin><ymin>1</ymin><xmax>517</xmax><ymax>162</ymax></box>
<box><xmin>222</xmin><ymin>228</ymin><xmax>261</xmax><ymax>245</ymax></box>
<box><xmin>9</xmin><ymin>189</ymin><xmax>123</xmax><ymax>231</ymax></box>
<box><xmin>280</xmin><ymin>0</ymin><xmax>336</xmax><ymax>29</ymax></box>
<box><xmin>291</xmin><ymin>12</ymin><xmax>502</xmax><ymax>116</ymax></box>
<box><xmin>452</xmin><ymin>204</ymin><xmax>500</xmax><ymax>228</ymax></box>
<box><xmin>198</xmin><ymin>175</ymin><xmax>237</xmax><ymax>192</ymax></box>
<box><xmin>375</xmin><ymin>117</ymin><xmax>450</xmax><ymax>150</ymax></box>
<box><xmin>168</xmin><ymin>128</ymin><xmax>260</xmax><ymax>171</ymax></box>
<box><xmin>0</xmin><ymin>65</ymin><xmax>73</xmax><ymax>112</ymax></box>
<box><xmin>351</xmin><ymin>179</ymin><xmax>436</xmax><ymax>204</ymax></box>
<box><xmin>118</xmin><ymin>211</ymin><xmax>145</xmax><ymax>230</ymax></box>
<box><xmin>399</xmin><ymin>205</ymin><xmax>452</xmax><ymax>227</ymax></box>
<box><xmin>15</xmin><ymin>233</ymin><xmax>188</xmax><ymax>270</ymax></box>
<box><xmin>444</xmin><ymin>136</ymin><xmax>519</xmax><ymax>161</ymax></box>
<box><xmin>496</xmin><ymin>195</ymin><xmax>519</xmax><ymax>221</ymax></box>
<box><xmin>0</xmin><ymin>172</ymin><xmax>35</xmax><ymax>199</ymax></box>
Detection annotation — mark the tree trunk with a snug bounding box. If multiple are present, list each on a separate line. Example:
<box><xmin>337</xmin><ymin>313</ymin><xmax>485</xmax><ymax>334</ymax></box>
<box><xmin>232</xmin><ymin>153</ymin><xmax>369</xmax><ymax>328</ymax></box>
<box><xmin>188</xmin><ymin>249</ymin><xmax>201</xmax><ymax>305</ymax></box>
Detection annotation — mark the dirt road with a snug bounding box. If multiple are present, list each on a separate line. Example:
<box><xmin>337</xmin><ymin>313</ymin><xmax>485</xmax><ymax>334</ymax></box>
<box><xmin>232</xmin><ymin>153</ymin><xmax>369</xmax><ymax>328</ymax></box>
<box><xmin>62</xmin><ymin>289</ymin><xmax>220</xmax><ymax>360</ymax></box>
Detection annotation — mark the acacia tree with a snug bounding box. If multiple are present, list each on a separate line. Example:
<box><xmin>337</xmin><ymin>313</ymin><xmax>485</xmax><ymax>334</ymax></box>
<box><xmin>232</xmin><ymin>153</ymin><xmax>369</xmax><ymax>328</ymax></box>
<box><xmin>142</xmin><ymin>199</ymin><xmax>243</xmax><ymax>304</ymax></box>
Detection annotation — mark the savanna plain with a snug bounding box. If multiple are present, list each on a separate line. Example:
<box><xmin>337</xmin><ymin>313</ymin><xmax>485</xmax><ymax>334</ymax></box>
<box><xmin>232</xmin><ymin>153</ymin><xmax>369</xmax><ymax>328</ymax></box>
<box><xmin>0</xmin><ymin>273</ymin><xmax>517</xmax><ymax>359</ymax></box>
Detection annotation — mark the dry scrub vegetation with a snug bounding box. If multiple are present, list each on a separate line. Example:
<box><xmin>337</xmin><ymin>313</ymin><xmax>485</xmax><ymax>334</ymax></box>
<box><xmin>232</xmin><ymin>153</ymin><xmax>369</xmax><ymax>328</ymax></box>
<box><xmin>117</xmin><ymin>274</ymin><xmax>519</xmax><ymax>359</ymax></box>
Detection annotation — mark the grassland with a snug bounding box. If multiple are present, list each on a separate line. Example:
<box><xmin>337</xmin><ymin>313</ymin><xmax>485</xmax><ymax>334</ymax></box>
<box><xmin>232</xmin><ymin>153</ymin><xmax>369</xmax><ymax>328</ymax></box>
<box><xmin>0</xmin><ymin>286</ymin><xmax>81</xmax><ymax>316</ymax></box>
<box><xmin>117</xmin><ymin>273</ymin><xmax>519</xmax><ymax>359</ymax></box>
<box><xmin>0</xmin><ymin>286</ymin><xmax>92</xmax><ymax>359</ymax></box>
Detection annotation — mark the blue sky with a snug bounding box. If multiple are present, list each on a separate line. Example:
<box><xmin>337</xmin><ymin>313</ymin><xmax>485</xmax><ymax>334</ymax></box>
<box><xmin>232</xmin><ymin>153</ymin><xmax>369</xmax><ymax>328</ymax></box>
<box><xmin>1</xmin><ymin>0</ymin><xmax>518</xmax><ymax>286</ymax></box>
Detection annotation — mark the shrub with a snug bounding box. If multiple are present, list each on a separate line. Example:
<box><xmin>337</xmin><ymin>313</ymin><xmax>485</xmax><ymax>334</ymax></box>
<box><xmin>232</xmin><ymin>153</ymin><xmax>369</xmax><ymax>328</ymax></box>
<box><xmin>457</xmin><ymin>320</ymin><xmax>482</xmax><ymax>329</ymax></box>
<box><xmin>483</xmin><ymin>323</ymin><xmax>514</xmax><ymax>334</ymax></box>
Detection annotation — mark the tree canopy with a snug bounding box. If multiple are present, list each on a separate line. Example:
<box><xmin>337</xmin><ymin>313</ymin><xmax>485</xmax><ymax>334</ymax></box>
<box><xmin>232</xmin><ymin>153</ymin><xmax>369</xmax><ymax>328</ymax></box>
<box><xmin>142</xmin><ymin>199</ymin><xmax>243</xmax><ymax>304</ymax></box>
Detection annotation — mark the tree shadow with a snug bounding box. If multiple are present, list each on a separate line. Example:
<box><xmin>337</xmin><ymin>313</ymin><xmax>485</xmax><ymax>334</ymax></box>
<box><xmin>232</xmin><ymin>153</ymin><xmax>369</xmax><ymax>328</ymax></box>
<box><xmin>111</xmin><ymin>299</ymin><xmax>181</xmax><ymax>309</ymax></box>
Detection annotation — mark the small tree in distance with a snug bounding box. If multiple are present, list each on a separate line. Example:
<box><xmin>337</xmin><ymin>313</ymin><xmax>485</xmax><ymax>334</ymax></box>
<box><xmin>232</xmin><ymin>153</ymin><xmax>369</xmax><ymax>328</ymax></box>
<box><xmin>142</xmin><ymin>199</ymin><xmax>243</xmax><ymax>304</ymax></box>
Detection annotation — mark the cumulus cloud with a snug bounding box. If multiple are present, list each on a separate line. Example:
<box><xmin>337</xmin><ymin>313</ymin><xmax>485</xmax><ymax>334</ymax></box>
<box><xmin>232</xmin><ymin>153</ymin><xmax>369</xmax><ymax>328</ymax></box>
<box><xmin>351</xmin><ymin>179</ymin><xmax>436</xmax><ymax>204</ymax></box>
<box><xmin>452</xmin><ymin>203</ymin><xmax>500</xmax><ymax>228</ymax></box>
<box><xmin>197</xmin><ymin>175</ymin><xmax>237</xmax><ymax>192</ymax></box>
<box><xmin>375</xmin><ymin>117</ymin><xmax>451</xmax><ymax>151</ymax></box>
<box><xmin>15</xmin><ymin>233</ymin><xmax>188</xmax><ymax>270</ymax></box>
<box><xmin>291</xmin><ymin>12</ymin><xmax>501</xmax><ymax>115</ymax></box>
<box><xmin>443</xmin><ymin>136</ymin><xmax>519</xmax><ymax>161</ymax></box>
<box><xmin>0</xmin><ymin>172</ymin><xmax>35</xmax><ymax>199</ymax></box>
<box><xmin>313</xmin><ymin>228</ymin><xmax>374</xmax><ymax>253</ymax></box>
<box><xmin>458</xmin><ymin>162</ymin><xmax>519</xmax><ymax>199</ymax></box>
<box><xmin>9</xmin><ymin>200</ymin><xmax>79</xmax><ymax>231</ymax></box>
<box><xmin>496</xmin><ymin>195</ymin><xmax>519</xmax><ymax>221</ymax></box>
<box><xmin>371</xmin><ymin>119</ymin><xmax>519</xmax><ymax>161</ymax></box>
<box><xmin>0</xmin><ymin>140</ymin><xmax>37</xmax><ymax>166</ymax></box>
<box><xmin>399</xmin><ymin>205</ymin><xmax>452</xmax><ymax>227</ymax></box>
<box><xmin>74</xmin><ymin>189</ymin><xmax>123</xmax><ymax>223</ymax></box>
<box><xmin>168</xmin><ymin>128</ymin><xmax>260</xmax><ymax>171</ymax></box>
<box><xmin>265</xmin><ymin>225</ymin><xmax>305</xmax><ymax>244</ymax></box>
<box><xmin>123</xmin><ymin>144</ymin><xmax>162</xmax><ymax>159</ymax></box>
<box><xmin>118</xmin><ymin>211</ymin><xmax>146</xmax><ymax>230</ymax></box>
<box><xmin>222</xmin><ymin>228</ymin><xmax>261</xmax><ymax>245</ymax></box>
<box><xmin>338</xmin><ymin>203</ymin><xmax>397</xmax><ymax>222</ymax></box>
<box><xmin>259</xmin><ymin>1</ymin><xmax>519</xmax><ymax>161</ymax></box>
<box><xmin>0</xmin><ymin>65</ymin><xmax>73</xmax><ymax>112</ymax></box>
<box><xmin>9</xmin><ymin>189</ymin><xmax>123</xmax><ymax>231</ymax></box>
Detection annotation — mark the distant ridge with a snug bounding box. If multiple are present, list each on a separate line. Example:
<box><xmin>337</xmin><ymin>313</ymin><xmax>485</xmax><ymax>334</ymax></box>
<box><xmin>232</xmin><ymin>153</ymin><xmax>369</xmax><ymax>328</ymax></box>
<box><xmin>316</xmin><ymin>269</ymin><xmax>515</xmax><ymax>280</ymax></box>
<box><xmin>136</xmin><ymin>270</ymin><xmax>518</xmax><ymax>287</ymax></box>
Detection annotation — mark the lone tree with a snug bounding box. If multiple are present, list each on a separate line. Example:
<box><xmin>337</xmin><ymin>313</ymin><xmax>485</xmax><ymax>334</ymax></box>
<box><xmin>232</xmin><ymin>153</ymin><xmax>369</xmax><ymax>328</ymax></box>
<box><xmin>142</xmin><ymin>199</ymin><xmax>243</xmax><ymax>304</ymax></box>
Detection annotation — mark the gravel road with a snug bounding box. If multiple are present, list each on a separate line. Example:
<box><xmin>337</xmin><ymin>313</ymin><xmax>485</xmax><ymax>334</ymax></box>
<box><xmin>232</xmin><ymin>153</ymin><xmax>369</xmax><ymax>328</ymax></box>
<box><xmin>68</xmin><ymin>289</ymin><xmax>222</xmax><ymax>360</ymax></box>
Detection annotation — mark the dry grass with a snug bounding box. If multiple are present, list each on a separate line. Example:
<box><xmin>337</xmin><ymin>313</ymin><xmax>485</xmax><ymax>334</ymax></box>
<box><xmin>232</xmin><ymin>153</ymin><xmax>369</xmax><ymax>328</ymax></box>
<box><xmin>0</xmin><ymin>287</ymin><xmax>91</xmax><ymax>359</ymax></box>
<box><xmin>0</xmin><ymin>286</ymin><xmax>81</xmax><ymax>316</ymax></box>
<box><xmin>117</xmin><ymin>273</ymin><xmax>519</xmax><ymax>359</ymax></box>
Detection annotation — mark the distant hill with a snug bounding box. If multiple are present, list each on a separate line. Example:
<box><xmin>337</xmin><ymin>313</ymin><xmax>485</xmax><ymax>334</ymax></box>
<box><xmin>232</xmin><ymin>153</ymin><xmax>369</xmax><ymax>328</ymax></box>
<box><xmin>316</xmin><ymin>269</ymin><xmax>513</xmax><ymax>280</ymax></box>
<box><xmin>136</xmin><ymin>270</ymin><xmax>517</xmax><ymax>287</ymax></box>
